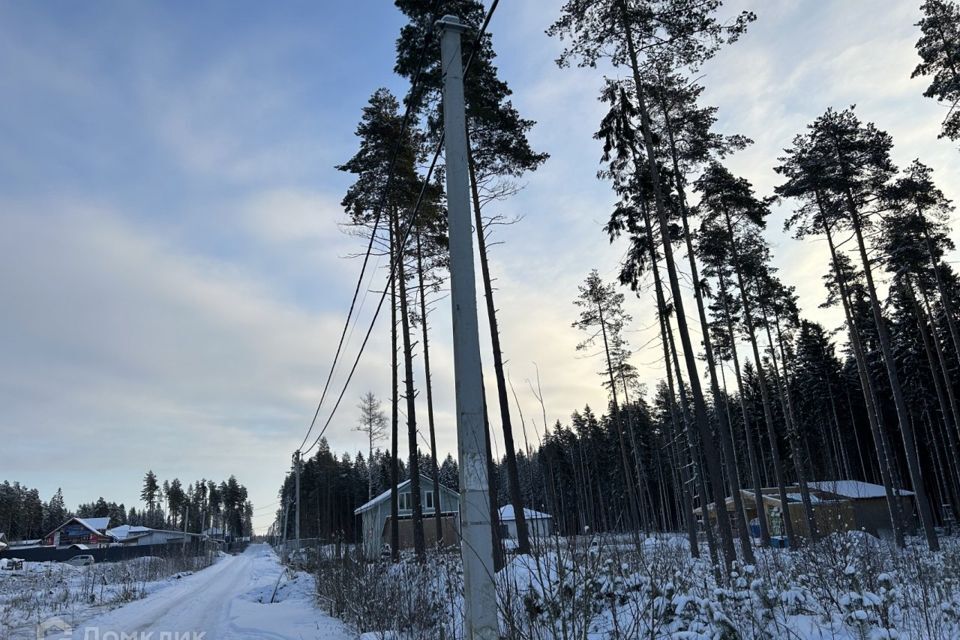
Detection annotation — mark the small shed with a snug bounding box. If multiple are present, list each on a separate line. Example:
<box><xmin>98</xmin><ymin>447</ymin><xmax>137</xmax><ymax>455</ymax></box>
<box><xmin>354</xmin><ymin>474</ymin><xmax>460</xmax><ymax>557</ymax></box>
<box><xmin>498</xmin><ymin>505</ymin><xmax>553</xmax><ymax>539</ymax></box>
<box><xmin>43</xmin><ymin>517</ymin><xmax>112</xmax><ymax>548</ymax></box>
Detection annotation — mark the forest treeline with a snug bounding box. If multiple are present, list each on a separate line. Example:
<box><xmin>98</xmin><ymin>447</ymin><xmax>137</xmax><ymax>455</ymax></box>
<box><xmin>0</xmin><ymin>472</ymin><xmax>254</xmax><ymax>541</ymax></box>
<box><xmin>280</xmin><ymin>0</ymin><xmax>960</xmax><ymax>572</ymax></box>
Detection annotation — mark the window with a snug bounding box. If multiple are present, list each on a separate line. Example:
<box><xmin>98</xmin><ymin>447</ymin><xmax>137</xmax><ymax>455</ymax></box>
<box><xmin>425</xmin><ymin>491</ymin><xmax>434</xmax><ymax>511</ymax></box>
<box><xmin>399</xmin><ymin>492</ymin><xmax>411</xmax><ymax>511</ymax></box>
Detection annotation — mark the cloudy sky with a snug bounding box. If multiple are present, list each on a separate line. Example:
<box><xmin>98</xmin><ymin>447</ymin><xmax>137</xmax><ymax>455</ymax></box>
<box><xmin>1</xmin><ymin>1</ymin><xmax>957</xmax><ymax>534</ymax></box>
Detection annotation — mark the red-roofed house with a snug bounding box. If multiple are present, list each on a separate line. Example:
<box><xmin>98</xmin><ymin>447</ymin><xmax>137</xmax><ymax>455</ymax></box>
<box><xmin>43</xmin><ymin>517</ymin><xmax>113</xmax><ymax>548</ymax></box>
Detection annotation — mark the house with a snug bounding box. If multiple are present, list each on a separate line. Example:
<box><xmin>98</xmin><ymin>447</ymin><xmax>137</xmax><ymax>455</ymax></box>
<box><xmin>808</xmin><ymin>480</ymin><xmax>917</xmax><ymax>538</ymax></box>
<box><xmin>202</xmin><ymin>526</ymin><xmax>225</xmax><ymax>539</ymax></box>
<box><xmin>43</xmin><ymin>517</ymin><xmax>112</xmax><ymax>548</ymax></box>
<box><xmin>107</xmin><ymin>524</ymin><xmax>201</xmax><ymax>546</ymax></box>
<box><xmin>694</xmin><ymin>480</ymin><xmax>916</xmax><ymax>542</ymax></box>
<box><xmin>498</xmin><ymin>505</ymin><xmax>553</xmax><ymax>539</ymax></box>
<box><xmin>354</xmin><ymin>475</ymin><xmax>460</xmax><ymax>557</ymax></box>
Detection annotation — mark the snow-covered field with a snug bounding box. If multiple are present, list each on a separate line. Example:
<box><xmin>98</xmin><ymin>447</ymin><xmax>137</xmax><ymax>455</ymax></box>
<box><xmin>0</xmin><ymin>551</ymin><xmax>213</xmax><ymax>638</ymax></box>
<box><xmin>1</xmin><ymin>544</ymin><xmax>350</xmax><ymax>640</ymax></box>
<box><xmin>314</xmin><ymin>531</ymin><xmax>960</xmax><ymax>639</ymax></box>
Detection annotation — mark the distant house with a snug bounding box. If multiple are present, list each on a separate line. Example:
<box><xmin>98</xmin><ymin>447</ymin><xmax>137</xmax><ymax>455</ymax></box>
<box><xmin>0</xmin><ymin>532</ymin><xmax>7</xmax><ymax>552</ymax></box>
<box><xmin>695</xmin><ymin>480</ymin><xmax>916</xmax><ymax>541</ymax></box>
<box><xmin>107</xmin><ymin>524</ymin><xmax>201</xmax><ymax>546</ymax></box>
<box><xmin>43</xmin><ymin>517</ymin><xmax>112</xmax><ymax>548</ymax></box>
<box><xmin>807</xmin><ymin>480</ymin><xmax>917</xmax><ymax>537</ymax></box>
<box><xmin>498</xmin><ymin>505</ymin><xmax>553</xmax><ymax>539</ymax></box>
<box><xmin>354</xmin><ymin>475</ymin><xmax>460</xmax><ymax>557</ymax></box>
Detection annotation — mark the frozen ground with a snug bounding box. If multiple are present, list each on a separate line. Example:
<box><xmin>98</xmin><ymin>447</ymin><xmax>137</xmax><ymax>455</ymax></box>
<box><xmin>1</xmin><ymin>544</ymin><xmax>350</xmax><ymax>640</ymax></box>
<box><xmin>314</xmin><ymin>531</ymin><xmax>960</xmax><ymax>639</ymax></box>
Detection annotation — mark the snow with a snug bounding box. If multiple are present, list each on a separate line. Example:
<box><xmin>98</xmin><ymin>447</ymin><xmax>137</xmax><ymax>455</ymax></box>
<box><xmin>106</xmin><ymin>525</ymin><xmax>153</xmax><ymax>540</ymax></box>
<box><xmin>498</xmin><ymin>504</ymin><xmax>552</xmax><ymax>521</ymax></box>
<box><xmin>1</xmin><ymin>544</ymin><xmax>350</xmax><ymax>640</ymax></box>
<box><xmin>809</xmin><ymin>480</ymin><xmax>915</xmax><ymax>499</ymax></box>
<box><xmin>72</xmin><ymin>516</ymin><xmax>111</xmax><ymax>533</ymax></box>
<box><xmin>67</xmin><ymin>544</ymin><xmax>350</xmax><ymax>640</ymax></box>
<box><xmin>315</xmin><ymin>532</ymin><xmax>960</xmax><ymax>639</ymax></box>
<box><xmin>785</xmin><ymin>493</ymin><xmax>829</xmax><ymax>504</ymax></box>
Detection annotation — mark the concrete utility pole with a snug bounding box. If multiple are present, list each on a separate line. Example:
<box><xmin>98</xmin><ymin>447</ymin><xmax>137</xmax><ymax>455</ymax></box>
<box><xmin>437</xmin><ymin>14</ymin><xmax>498</xmax><ymax>640</ymax></box>
<box><xmin>294</xmin><ymin>450</ymin><xmax>302</xmax><ymax>551</ymax></box>
<box><xmin>281</xmin><ymin>499</ymin><xmax>291</xmax><ymax>561</ymax></box>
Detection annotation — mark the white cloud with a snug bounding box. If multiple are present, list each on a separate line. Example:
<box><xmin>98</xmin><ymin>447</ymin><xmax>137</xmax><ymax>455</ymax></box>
<box><xmin>2</xmin><ymin>0</ymin><xmax>959</xmax><ymax>535</ymax></box>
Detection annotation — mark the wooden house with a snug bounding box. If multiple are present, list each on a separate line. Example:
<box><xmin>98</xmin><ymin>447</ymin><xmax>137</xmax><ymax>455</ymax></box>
<box><xmin>354</xmin><ymin>475</ymin><xmax>460</xmax><ymax>557</ymax></box>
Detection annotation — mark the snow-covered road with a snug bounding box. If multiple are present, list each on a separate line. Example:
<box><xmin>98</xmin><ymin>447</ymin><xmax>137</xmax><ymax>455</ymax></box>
<box><xmin>67</xmin><ymin>544</ymin><xmax>350</xmax><ymax>640</ymax></box>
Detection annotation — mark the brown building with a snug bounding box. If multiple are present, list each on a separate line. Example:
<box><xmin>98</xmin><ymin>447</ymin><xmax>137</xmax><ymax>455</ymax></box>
<box><xmin>695</xmin><ymin>480</ymin><xmax>916</xmax><ymax>542</ymax></box>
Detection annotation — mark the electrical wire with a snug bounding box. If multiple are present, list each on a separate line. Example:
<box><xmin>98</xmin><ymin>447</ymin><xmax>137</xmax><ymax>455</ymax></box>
<box><xmin>296</xmin><ymin>0</ymin><xmax>442</xmax><ymax>453</ymax></box>
<box><xmin>301</xmin><ymin>0</ymin><xmax>502</xmax><ymax>456</ymax></box>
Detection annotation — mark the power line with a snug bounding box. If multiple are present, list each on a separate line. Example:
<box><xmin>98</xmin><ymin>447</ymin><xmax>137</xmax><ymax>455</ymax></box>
<box><xmin>302</xmin><ymin>0</ymin><xmax>502</xmax><ymax>456</ymax></box>
<box><xmin>296</xmin><ymin>0</ymin><xmax>442</xmax><ymax>453</ymax></box>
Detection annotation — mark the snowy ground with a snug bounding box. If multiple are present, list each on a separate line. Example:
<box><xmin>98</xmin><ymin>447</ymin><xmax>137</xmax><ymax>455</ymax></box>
<box><xmin>314</xmin><ymin>531</ymin><xmax>960</xmax><ymax>639</ymax></box>
<box><xmin>1</xmin><ymin>544</ymin><xmax>351</xmax><ymax>640</ymax></box>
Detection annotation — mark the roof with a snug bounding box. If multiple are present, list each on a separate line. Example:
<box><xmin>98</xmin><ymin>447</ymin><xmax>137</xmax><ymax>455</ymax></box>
<box><xmin>109</xmin><ymin>525</ymin><xmax>200</xmax><ymax>540</ymax></box>
<box><xmin>498</xmin><ymin>505</ymin><xmax>552</xmax><ymax>521</ymax></box>
<box><xmin>107</xmin><ymin>525</ymin><xmax>153</xmax><ymax>540</ymax></box>
<box><xmin>74</xmin><ymin>517</ymin><xmax>111</xmax><ymax>532</ymax></box>
<box><xmin>354</xmin><ymin>474</ymin><xmax>457</xmax><ymax>515</ymax></box>
<box><xmin>785</xmin><ymin>493</ymin><xmax>828</xmax><ymax>504</ymax></box>
<box><xmin>808</xmin><ymin>480</ymin><xmax>915</xmax><ymax>499</ymax></box>
<box><xmin>43</xmin><ymin>516</ymin><xmax>111</xmax><ymax>542</ymax></box>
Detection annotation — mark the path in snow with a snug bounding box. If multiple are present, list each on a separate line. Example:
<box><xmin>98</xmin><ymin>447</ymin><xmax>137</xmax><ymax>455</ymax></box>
<box><xmin>68</xmin><ymin>544</ymin><xmax>350</xmax><ymax>640</ymax></box>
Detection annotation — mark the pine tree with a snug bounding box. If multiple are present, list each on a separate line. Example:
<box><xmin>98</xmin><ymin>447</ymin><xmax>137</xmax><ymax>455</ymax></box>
<box><xmin>695</xmin><ymin>162</ymin><xmax>802</xmax><ymax>547</ymax></box>
<box><xmin>573</xmin><ymin>269</ymin><xmax>642</xmax><ymax>533</ymax></box>
<box><xmin>141</xmin><ymin>470</ymin><xmax>159</xmax><ymax>522</ymax></box>
<box><xmin>355</xmin><ymin>392</ymin><xmax>387</xmax><ymax>500</ymax></box>
<box><xmin>394</xmin><ymin>0</ymin><xmax>549</xmax><ymax>555</ymax></box>
<box><xmin>550</xmin><ymin>0</ymin><xmax>754</xmax><ymax>570</ymax></box>
<box><xmin>338</xmin><ymin>88</ymin><xmax>428</xmax><ymax>560</ymax></box>
<box><xmin>44</xmin><ymin>488</ymin><xmax>68</xmax><ymax>533</ymax></box>
<box><xmin>777</xmin><ymin>107</ymin><xmax>938</xmax><ymax>550</ymax></box>
<box><xmin>912</xmin><ymin>0</ymin><xmax>960</xmax><ymax>145</ymax></box>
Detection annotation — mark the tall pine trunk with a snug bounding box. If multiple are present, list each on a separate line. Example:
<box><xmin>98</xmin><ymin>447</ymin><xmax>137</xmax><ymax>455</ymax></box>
<box><xmin>389</xmin><ymin>223</ymin><xmax>400</xmax><ymax>562</ymax></box>
<box><xmin>911</xmin><ymin>282</ymin><xmax>960</xmax><ymax>518</ymax></box>
<box><xmin>722</xmin><ymin>209</ymin><xmax>798</xmax><ymax>548</ymax></box>
<box><xmin>717</xmin><ymin>268</ymin><xmax>771</xmax><ymax>546</ymax></box>
<box><xmin>597</xmin><ymin>299</ymin><xmax>643</xmax><ymax>533</ymax></box>
<box><xmin>759</xmin><ymin>303</ymin><xmax>818</xmax><ymax>539</ymax></box>
<box><xmin>845</xmin><ymin>200</ymin><xmax>939</xmax><ymax>550</ymax></box>
<box><xmin>661</xmin><ymin>96</ymin><xmax>754</xmax><ymax>563</ymax></box>
<box><xmin>821</xmin><ymin>211</ymin><xmax>905</xmax><ymax>546</ymax></box>
<box><xmin>617</xmin><ymin>25</ymin><xmax>734</xmax><ymax>566</ymax></box>
<box><xmin>467</xmin><ymin>150</ymin><xmax>531</xmax><ymax>554</ymax></box>
<box><xmin>639</xmin><ymin>199</ymin><xmax>706</xmax><ymax>561</ymax></box>
<box><xmin>415</xmin><ymin>231</ymin><xmax>444</xmax><ymax>546</ymax></box>
<box><xmin>392</xmin><ymin>209</ymin><xmax>425</xmax><ymax>561</ymax></box>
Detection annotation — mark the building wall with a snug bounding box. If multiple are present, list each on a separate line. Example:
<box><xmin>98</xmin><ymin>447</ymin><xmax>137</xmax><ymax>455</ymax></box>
<box><xmin>852</xmin><ymin>497</ymin><xmax>917</xmax><ymax>537</ymax></box>
<box><xmin>502</xmin><ymin>517</ymin><xmax>553</xmax><ymax>539</ymax></box>
<box><xmin>359</xmin><ymin>482</ymin><xmax>461</xmax><ymax>557</ymax></box>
